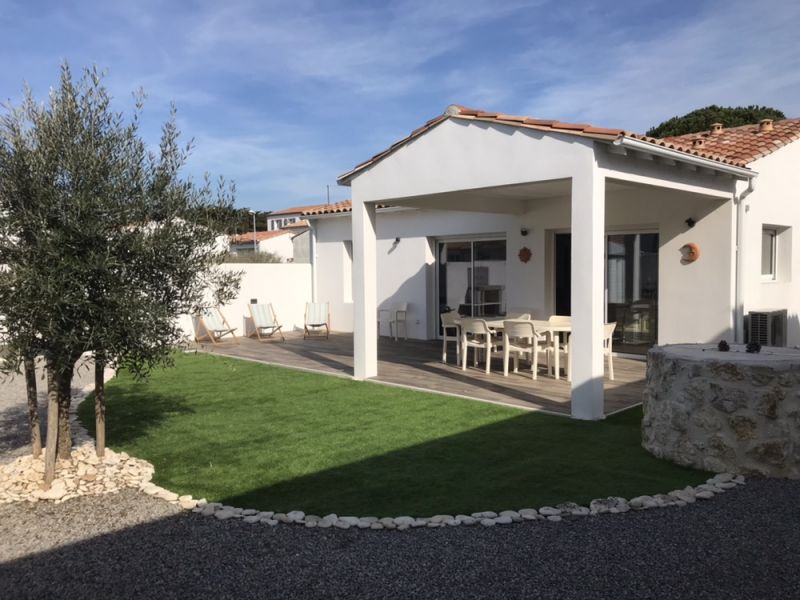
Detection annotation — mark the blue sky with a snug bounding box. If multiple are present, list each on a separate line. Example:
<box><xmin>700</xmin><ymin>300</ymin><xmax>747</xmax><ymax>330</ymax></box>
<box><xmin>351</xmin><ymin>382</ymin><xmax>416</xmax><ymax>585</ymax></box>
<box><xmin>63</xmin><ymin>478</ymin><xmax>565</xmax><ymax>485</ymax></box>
<box><xmin>1</xmin><ymin>0</ymin><xmax>799</xmax><ymax>211</ymax></box>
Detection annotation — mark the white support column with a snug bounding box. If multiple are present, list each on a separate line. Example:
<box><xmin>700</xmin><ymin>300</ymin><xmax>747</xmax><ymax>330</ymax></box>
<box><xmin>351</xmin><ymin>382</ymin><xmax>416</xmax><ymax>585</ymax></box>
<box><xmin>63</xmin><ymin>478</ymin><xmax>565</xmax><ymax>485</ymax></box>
<box><xmin>570</xmin><ymin>164</ymin><xmax>606</xmax><ymax>420</ymax></box>
<box><xmin>352</xmin><ymin>197</ymin><xmax>378</xmax><ymax>379</ymax></box>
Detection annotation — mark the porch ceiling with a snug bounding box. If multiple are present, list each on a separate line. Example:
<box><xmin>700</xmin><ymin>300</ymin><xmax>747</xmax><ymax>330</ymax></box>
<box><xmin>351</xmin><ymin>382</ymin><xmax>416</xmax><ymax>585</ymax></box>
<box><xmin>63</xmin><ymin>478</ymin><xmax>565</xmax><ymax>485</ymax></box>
<box><xmin>370</xmin><ymin>177</ymin><xmax>723</xmax><ymax>216</ymax></box>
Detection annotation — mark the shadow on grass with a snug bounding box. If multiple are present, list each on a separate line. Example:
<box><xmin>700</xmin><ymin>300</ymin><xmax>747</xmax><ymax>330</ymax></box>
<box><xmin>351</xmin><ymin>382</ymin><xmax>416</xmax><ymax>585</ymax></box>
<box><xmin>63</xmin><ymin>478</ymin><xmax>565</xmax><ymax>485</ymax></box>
<box><xmin>218</xmin><ymin>407</ymin><xmax>708</xmax><ymax>516</ymax></box>
<box><xmin>77</xmin><ymin>391</ymin><xmax>195</xmax><ymax>448</ymax></box>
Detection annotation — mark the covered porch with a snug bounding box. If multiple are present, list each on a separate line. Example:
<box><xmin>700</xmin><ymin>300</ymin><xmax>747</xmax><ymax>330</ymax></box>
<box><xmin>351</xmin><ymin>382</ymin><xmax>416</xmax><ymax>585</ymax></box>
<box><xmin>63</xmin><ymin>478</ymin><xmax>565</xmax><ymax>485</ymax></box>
<box><xmin>206</xmin><ymin>333</ymin><xmax>646</xmax><ymax>416</ymax></box>
<box><xmin>340</xmin><ymin>107</ymin><xmax>754</xmax><ymax>419</ymax></box>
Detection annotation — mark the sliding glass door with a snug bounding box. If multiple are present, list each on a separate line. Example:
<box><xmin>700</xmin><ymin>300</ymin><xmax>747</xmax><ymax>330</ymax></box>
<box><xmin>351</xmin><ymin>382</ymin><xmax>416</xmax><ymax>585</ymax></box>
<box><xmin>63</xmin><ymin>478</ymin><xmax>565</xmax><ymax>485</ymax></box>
<box><xmin>606</xmin><ymin>233</ymin><xmax>658</xmax><ymax>353</ymax></box>
<box><xmin>553</xmin><ymin>232</ymin><xmax>658</xmax><ymax>354</ymax></box>
<box><xmin>437</xmin><ymin>239</ymin><xmax>506</xmax><ymax>325</ymax></box>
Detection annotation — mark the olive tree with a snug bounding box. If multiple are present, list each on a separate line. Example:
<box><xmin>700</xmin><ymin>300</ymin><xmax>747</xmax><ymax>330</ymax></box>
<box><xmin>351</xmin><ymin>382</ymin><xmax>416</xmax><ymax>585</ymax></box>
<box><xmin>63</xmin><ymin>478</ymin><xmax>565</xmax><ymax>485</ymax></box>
<box><xmin>0</xmin><ymin>64</ymin><xmax>240</xmax><ymax>485</ymax></box>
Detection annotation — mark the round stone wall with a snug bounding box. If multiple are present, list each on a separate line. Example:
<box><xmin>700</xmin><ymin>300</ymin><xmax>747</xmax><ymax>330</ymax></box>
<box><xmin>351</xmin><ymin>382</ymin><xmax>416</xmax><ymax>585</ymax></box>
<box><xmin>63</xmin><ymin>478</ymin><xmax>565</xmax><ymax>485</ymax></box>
<box><xmin>642</xmin><ymin>344</ymin><xmax>800</xmax><ymax>478</ymax></box>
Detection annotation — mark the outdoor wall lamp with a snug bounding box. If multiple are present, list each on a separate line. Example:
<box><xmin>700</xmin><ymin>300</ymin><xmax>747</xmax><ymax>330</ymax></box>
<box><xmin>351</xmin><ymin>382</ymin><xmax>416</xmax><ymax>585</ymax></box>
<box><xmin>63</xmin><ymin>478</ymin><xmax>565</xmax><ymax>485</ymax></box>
<box><xmin>520</xmin><ymin>227</ymin><xmax>529</xmax><ymax>236</ymax></box>
<box><xmin>685</xmin><ymin>217</ymin><xmax>696</xmax><ymax>229</ymax></box>
<box><xmin>394</xmin><ymin>237</ymin><xmax>400</xmax><ymax>243</ymax></box>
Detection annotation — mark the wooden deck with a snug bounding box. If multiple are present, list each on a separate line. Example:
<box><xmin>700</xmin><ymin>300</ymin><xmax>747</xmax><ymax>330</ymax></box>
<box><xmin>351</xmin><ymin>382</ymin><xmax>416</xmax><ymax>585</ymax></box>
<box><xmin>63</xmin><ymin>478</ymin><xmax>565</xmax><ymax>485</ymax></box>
<box><xmin>201</xmin><ymin>332</ymin><xmax>646</xmax><ymax>416</ymax></box>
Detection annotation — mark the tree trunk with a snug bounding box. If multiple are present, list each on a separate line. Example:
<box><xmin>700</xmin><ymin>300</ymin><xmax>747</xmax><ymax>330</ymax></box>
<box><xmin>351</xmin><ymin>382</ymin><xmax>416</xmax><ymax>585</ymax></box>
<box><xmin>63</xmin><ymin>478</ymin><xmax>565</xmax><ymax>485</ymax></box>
<box><xmin>95</xmin><ymin>357</ymin><xmax>106</xmax><ymax>458</ymax></box>
<box><xmin>43</xmin><ymin>367</ymin><xmax>60</xmax><ymax>488</ymax></box>
<box><xmin>23</xmin><ymin>355</ymin><xmax>42</xmax><ymax>458</ymax></box>
<box><xmin>56</xmin><ymin>368</ymin><xmax>73</xmax><ymax>459</ymax></box>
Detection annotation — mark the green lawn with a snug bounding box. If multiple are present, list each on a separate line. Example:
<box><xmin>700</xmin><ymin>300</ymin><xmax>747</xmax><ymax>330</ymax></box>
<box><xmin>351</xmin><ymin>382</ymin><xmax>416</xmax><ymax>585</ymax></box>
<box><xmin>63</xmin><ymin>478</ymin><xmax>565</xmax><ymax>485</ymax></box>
<box><xmin>78</xmin><ymin>353</ymin><xmax>708</xmax><ymax>515</ymax></box>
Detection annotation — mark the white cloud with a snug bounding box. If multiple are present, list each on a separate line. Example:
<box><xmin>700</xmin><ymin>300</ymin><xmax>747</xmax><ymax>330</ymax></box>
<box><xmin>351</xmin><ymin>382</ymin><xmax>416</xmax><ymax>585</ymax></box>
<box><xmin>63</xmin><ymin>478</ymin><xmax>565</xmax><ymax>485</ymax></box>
<box><xmin>519</xmin><ymin>0</ymin><xmax>800</xmax><ymax>131</ymax></box>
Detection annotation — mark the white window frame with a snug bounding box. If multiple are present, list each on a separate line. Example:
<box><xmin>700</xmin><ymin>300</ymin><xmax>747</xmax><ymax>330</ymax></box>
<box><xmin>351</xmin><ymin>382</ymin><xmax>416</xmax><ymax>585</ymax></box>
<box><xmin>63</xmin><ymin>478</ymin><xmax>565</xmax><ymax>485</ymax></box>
<box><xmin>761</xmin><ymin>227</ymin><xmax>778</xmax><ymax>281</ymax></box>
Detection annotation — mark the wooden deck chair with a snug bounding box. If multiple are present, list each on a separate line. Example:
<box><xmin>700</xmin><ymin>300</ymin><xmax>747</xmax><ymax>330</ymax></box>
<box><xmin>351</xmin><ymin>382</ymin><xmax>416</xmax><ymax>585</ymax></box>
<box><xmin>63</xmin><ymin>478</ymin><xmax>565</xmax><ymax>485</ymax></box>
<box><xmin>304</xmin><ymin>302</ymin><xmax>330</xmax><ymax>339</ymax></box>
<box><xmin>248</xmin><ymin>303</ymin><xmax>285</xmax><ymax>342</ymax></box>
<box><xmin>196</xmin><ymin>307</ymin><xmax>238</xmax><ymax>345</ymax></box>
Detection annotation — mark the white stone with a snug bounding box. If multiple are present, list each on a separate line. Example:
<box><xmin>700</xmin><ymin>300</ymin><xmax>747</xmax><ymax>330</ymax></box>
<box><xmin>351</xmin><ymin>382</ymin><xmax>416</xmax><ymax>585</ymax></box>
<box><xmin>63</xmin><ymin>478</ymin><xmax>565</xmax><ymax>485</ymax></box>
<box><xmin>519</xmin><ymin>508</ymin><xmax>539</xmax><ymax>520</ymax></box>
<box><xmin>242</xmin><ymin>509</ymin><xmax>258</xmax><ymax>516</ymax></box>
<box><xmin>179</xmin><ymin>498</ymin><xmax>197</xmax><ymax>510</ymax></box>
<box><xmin>696</xmin><ymin>490</ymin><xmax>715</xmax><ymax>499</ymax></box>
<box><xmin>538</xmin><ymin>506</ymin><xmax>561</xmax><ymax>516</ymax></box>
<box><xmin>430</xmin><ymin>514</ymin><xmax>454</xmax><ymax>524</ymax></box>
<box><xmin>215</xmin><ymin>509</ymin><xmax>236</xmax><ymax>520</ymax></box>
<box><xmin>334</xmin><ymin>520</ymin><xmax>351</xmax><ymax>529</ymax></box>
<box><xmin>34</xmin><ymin>479</ymin><xmax>67</xmax><ymax>501</ymax></box>
<box><xmin>243</xmin><ymin>515</ymin><xmax>261</xmax><ymax>524</ymax></box>
<box><xmin>546</xmin><ymin>515</ymin><xmax>562</xmax><ymax>522</ymax></box>
<box><xmin>499</xmin><ymin>510</ymin><xmax>521</xmax><ymax>521</ymax></box>
<box><xmin>494</xmin><ymin>515</ymin><xmax>513</xmax><ymax>525</ymax></box>
<box><xmin>480</xmin><ymin>518</ymin><xmax>496</xmax><ymax>527</ymax></box>
<box><xmin>339</xmin><ymin>516</ymin><xmax>360</xmax><ymax>526</ymax></box>
<box><xmin>394</xmin><ymin>516</ymin><xmax>415</xmax><ymax>526</ymax></box>
<box><xmin>287</xmin><ymin>510</ymin><xmax>305</xmax><ymax>521</ymax></box>
<box><xmin>370</xmin><ymin>523</ymin><xmax>384</xmax><ymax>530</ymax></box>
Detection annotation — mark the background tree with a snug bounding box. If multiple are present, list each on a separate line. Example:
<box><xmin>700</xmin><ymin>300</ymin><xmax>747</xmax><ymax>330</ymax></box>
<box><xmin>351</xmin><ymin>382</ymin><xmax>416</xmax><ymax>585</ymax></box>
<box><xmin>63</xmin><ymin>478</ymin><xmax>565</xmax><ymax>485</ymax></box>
<box><xmin>646</xmin><ymin>105</ymin><xmax>786</xmax><ymax>138</ymax></box>
<box><xmin>0</xmin><ymin>64</ymin><xmax>240</xmax><ymax>484</ymax></box>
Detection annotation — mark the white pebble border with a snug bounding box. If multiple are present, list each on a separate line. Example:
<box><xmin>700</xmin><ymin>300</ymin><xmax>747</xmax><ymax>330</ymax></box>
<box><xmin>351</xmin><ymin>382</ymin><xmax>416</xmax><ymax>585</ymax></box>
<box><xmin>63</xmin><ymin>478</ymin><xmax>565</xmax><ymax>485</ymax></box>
<box><xmin>185</xmin><ymin>472</ymin><xmax>745</xmax><ymax>530</ymax></box>
<box><xmin>0</xmin><ymin>374</ymin><xmax>747</xmax><ymax>527</ymax></box>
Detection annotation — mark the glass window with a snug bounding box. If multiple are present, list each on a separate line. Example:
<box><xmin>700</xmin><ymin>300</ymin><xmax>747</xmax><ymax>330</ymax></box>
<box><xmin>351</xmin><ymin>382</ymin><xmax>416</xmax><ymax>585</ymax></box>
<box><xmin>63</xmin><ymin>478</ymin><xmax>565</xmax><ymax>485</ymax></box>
<box><xmin>762</xmin><ymin>228</ymin><xmax>777</xmax><ymax>278</ymax></box>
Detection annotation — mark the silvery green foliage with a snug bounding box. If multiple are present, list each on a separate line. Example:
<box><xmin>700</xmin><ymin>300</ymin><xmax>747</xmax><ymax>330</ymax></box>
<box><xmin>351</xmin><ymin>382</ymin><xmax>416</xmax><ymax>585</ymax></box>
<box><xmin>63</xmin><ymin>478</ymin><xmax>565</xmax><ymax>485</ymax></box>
<box><xmin>0</xmin><ymin>63</ymin><xmax>241</xmax><ymax>379</ymax></box>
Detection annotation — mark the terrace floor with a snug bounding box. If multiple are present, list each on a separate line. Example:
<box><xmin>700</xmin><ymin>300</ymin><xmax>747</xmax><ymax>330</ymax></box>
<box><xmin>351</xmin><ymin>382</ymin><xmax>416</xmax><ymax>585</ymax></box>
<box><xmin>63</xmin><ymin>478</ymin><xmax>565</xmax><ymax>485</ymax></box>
<box><xmin>201</xmin><ymin>332</ymin><xmax>647</xmax><ymax>416</ymax></box>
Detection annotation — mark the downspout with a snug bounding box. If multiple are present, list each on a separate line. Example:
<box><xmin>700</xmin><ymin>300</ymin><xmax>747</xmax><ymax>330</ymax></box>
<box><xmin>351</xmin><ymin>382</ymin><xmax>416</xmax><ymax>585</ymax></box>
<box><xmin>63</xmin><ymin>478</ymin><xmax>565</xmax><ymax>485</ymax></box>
<box><xmin>309</xmin><ymin>221</ymin><xmax>318</xmax><ymax>302</ymax></box>
<box><xmin>734</xmin><ymin>177</ymin><xmax>756</xmax><ymax>343</ymax></box>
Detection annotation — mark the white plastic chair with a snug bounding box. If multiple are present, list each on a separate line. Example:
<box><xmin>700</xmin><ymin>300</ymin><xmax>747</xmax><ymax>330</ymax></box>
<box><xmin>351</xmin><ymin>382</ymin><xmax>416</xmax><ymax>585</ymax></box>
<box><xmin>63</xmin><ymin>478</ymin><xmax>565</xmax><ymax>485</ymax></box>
<box><xmin>440</xmin><ymin>311</ymin><xmax>461</xmax><ymax>364</ymax></box>
<box><xmin>304</xmin><ymin>302</ymin><xmax>330</xmax><ymax>339</ymax></box>
<box><xmin>506</xmin><ymin>308</ymin><xmax>534</xmax><ymax>320</ymax></box>
<box><xmin>502</xmin><ymin>320</ymin><xmax>548</xmax><ymax>379</ymax></box>
<box><xmin>377</xmin><ymin>302</ymin><xmax>408</xmax><ymax>340</ymax></box>
<box><xmin>248</xmin><ymin>303</ymin><xmax>285</xmax><ymax>342</ymax></box>
<box><xmin>461</xmin><ymin>318</ymin><xmax>503</xmax><ymax>374</ymax></box>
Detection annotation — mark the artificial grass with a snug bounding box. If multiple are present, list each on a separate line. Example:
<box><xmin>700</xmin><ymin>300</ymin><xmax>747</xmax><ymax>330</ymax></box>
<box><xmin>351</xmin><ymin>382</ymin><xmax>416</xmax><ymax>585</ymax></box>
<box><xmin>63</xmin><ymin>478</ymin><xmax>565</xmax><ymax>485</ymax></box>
<box><xmin>78</xmin><ymin>353</ymin><xmax>709</xmax><ymax>515</ymax></box>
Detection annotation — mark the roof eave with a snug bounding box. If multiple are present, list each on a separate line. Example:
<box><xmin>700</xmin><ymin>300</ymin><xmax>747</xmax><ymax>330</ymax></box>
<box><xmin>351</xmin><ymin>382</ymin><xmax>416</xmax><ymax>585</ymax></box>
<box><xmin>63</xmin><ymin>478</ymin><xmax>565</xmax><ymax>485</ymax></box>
<box><xmin>613</xmin><ymin>136</ymin><xmax>757</xmax><ymax>179</ymax></box>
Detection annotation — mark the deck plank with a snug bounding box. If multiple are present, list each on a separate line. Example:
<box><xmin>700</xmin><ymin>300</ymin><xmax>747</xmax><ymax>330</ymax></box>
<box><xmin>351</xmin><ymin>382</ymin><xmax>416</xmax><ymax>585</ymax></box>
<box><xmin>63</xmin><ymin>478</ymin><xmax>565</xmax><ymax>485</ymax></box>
<box><xmin>202</xmin><ymin>332</ymin><xmax>646</xmax><ymax>416</ymax></box>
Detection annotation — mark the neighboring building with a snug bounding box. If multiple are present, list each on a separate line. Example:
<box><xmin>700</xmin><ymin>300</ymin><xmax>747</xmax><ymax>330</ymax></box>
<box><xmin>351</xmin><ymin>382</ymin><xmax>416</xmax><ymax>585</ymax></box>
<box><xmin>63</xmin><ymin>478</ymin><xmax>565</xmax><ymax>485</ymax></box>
<box><xmin>302</xmin><ymin>105</ymin><xmax>800</xmax><ymax>419</ymax></box>
<box><xmin>229</xmin><ymin>229</ymin><xmax>296</xmax><ymax>261</ymax></box>
<box><xmin>230</xmin><ymin>202</ymin><xmax>337</xmax><ymax>262</ymax></box>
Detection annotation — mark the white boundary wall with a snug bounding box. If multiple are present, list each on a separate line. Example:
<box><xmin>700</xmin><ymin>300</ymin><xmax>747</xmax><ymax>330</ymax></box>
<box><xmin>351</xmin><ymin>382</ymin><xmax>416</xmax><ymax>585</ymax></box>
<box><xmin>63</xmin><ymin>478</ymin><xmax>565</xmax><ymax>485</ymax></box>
<box><xmin>179</xmin><ymin>263</ymin><xmax>312</xmax><ymax>340</ymax></box>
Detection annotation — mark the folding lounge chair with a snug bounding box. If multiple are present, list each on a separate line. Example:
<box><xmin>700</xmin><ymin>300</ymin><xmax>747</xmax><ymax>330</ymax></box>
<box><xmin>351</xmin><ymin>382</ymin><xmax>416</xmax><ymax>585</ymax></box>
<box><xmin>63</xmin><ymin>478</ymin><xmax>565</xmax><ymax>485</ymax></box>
<box><xmin>304</xmin><ymin>302</ymin><xmax>330</xmax><ymax>339</ymax></box>
<box><xmin>248</xmin><ymin>303</ymin><xmax>285</xmax><ymax>342</ymax></box>
<box><xmin>196</xmin><ymin>307</ymin><xmax>238</xmax><ymax>345</ymax></box>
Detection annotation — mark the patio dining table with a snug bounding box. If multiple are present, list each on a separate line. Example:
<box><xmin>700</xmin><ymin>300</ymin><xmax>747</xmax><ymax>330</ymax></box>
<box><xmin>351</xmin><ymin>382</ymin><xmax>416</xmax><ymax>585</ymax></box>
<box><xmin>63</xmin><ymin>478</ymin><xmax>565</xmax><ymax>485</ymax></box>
<box><xmin>453</xmin><ymin>317</ymin><xmax>572</xmax><ymax>380</ymax></box>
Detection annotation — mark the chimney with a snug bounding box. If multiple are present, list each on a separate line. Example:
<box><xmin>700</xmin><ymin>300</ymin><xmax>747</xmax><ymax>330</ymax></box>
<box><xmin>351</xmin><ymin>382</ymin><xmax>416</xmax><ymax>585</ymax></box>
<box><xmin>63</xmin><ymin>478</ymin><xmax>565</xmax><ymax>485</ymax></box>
<box><xmin>710</xmin><ymin>122</ymin><xmax>723</xmax><ymax>135</ymax></box>
<box><xmin>758</xmin><ymin>118</ymin><xmax>774</xmax><ymax>133</ymax></box>
<box><xmin>692</xmin><ymin>137</ymin><xmax>706</xmax><ymax>148</ymax></box>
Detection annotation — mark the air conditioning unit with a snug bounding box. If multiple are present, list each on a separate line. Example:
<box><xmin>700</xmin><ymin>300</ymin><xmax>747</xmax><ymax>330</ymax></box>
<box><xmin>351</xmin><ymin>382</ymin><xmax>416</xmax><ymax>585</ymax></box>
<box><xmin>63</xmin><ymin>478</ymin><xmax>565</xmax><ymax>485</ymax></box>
<box><xmin>746</xmin><ymin>310</ymin><xmax>787</xmax><ymax>346</ymax></box>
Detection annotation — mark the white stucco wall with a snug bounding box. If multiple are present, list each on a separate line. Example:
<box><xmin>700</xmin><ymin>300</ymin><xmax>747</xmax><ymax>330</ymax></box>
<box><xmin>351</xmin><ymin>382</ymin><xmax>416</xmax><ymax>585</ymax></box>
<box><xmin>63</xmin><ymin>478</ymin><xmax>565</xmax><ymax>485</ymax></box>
<box><xmin>258</xmin><ymin>233</ymin><xmax>295</xmax><ymax>261</ymax></box>
<box><xmin>741</xmin><ymin>139</ymin><xmax>800</xmax><ymax>345</ymax></box>
<box><xmin>313</xmin><ymin>184</ymin><xmax>735</xmax><ymax>345</ymax></box>
<box><xmin>180</xmin><ymin>263</ymin><xmax>312</xmax><ymax>339</ymax></box>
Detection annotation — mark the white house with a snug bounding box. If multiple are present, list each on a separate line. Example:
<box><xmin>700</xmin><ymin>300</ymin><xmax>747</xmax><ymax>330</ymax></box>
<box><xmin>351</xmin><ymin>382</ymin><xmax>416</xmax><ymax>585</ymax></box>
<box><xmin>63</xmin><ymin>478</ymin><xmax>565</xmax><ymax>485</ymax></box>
<box><xmin>303</xmin><ymin>105</ymin><xmax>800</xmax><ymax>420</ymax></box>
<box><xmin>229</xmin><ymin>229</ymin><xmax>297</xmax><ymax>261</ymax></box>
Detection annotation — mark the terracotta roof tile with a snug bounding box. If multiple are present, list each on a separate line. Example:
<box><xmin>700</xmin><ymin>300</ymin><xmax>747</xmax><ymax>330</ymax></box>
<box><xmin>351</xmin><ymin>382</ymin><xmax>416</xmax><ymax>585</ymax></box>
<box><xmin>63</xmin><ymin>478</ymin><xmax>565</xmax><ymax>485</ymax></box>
<box><xmin>662</xmin><ymin>119</ymin><xmax>800</xmax><ymax>165</ymax></box>
<box><xmin>270</xmin><ymin>203</ymin><xmax>331</xmax><ymax>216</ymax></box>
<box><xmin>229</xmin><ymin>229</ymin><xmax>292</xmax><ymax>244</ymax></box>
<box><xmin>338</xmin><ymin>104</ymin><xmax>794</xmax><ymax>183</ymax></box>
<box><xmin>301</xmin><ymin>200</ymin><xmax>353</xmax><ymax>216</ymax></box>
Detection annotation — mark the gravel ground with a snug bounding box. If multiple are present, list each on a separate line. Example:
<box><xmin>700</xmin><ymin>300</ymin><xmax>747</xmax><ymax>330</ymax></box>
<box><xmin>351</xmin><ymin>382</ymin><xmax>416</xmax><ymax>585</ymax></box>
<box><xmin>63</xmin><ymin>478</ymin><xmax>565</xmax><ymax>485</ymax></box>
<box><xmin>1</xmin><ymin>481</ymin><xmax>799</xmax><ymax>599</ymax></box>
<box><xmin>0</xmin><ymin>358</ymin><xmax>94</xmax><ymax>463</ymax></box>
